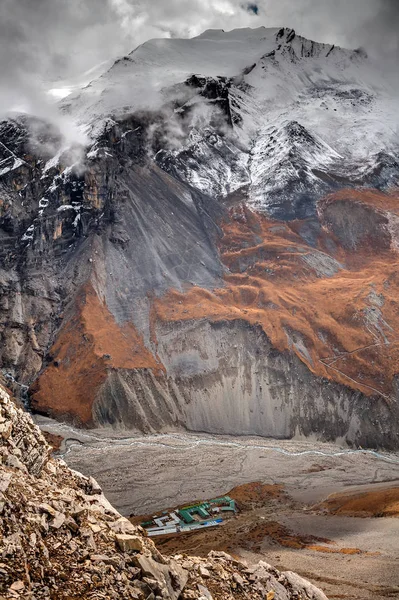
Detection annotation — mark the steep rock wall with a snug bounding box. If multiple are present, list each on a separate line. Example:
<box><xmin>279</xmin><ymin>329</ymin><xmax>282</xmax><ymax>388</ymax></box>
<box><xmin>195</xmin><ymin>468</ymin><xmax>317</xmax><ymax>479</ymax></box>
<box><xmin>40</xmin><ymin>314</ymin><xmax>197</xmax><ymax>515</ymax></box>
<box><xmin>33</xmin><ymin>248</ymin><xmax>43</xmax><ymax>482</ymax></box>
<box><xmin>90</xmin><ymin>319</ymin><xmax>398</xmax><ymax>449</ymax></box>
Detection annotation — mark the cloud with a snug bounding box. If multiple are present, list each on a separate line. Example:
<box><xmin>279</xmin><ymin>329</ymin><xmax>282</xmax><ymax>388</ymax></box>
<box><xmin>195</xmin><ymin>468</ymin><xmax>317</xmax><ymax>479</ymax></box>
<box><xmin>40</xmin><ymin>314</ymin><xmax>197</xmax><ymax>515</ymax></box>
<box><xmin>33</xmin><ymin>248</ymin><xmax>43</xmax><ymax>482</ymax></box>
<box><xmin>243</xmin><ymin>3</ymin><xmax>260</xmax><ymax>15</ymax></box>
<box><xmin>0</xmin><ymin>0</ymin><xmax>94</xmax><ymax>149</ymax></box>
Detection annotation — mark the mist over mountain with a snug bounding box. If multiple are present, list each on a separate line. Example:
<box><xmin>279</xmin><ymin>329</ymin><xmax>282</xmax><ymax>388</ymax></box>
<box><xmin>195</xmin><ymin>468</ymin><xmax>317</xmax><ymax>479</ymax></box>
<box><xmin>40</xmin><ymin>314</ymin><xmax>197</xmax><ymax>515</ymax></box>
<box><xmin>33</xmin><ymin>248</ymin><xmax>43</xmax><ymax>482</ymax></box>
<box><xmin>1</xmin><ymin>0</ymin><xmax>398</xmax><ymax>117</ymax></box>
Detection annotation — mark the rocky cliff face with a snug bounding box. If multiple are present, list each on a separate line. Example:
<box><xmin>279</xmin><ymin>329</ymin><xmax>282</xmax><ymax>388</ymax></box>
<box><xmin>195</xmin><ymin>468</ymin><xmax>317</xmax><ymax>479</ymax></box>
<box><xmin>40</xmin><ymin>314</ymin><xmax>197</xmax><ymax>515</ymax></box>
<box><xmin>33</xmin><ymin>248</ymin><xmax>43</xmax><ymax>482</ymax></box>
<box><xmin>0</xmin><ymin>382</ymin><xmax>329</xmax><ymax>599</ymax></box>
<box><xmin>1</xmin><ymin>28</ymin><xmax>399</xmax><ymax>448</ymax></box>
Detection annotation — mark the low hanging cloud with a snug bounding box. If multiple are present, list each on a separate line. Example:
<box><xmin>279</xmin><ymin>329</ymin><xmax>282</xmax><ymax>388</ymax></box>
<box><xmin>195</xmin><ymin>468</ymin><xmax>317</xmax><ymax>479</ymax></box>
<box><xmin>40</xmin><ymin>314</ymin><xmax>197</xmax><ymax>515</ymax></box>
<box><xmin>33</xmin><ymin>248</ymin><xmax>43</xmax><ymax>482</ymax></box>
<box><xmin>0</xmin><ymin>0</ymin><xmax>398</xmax><ymax>145</ymax></box>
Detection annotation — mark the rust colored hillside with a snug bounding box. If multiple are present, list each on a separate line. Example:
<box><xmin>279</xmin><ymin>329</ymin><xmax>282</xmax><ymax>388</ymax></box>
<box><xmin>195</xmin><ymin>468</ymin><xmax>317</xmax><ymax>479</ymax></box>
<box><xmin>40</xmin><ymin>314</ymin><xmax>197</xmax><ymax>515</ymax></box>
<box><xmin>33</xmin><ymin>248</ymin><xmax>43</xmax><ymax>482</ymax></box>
<box><xmin>31</xmin><ymin>285</ymin><xmax>163</xmax><ymax>425</ymax></box>
<box><xmin>228</xmin><ymin>482</ymin><xmax>285</xmax><ymax>509</ymax></box>
<box><xmin>320</xmin><ymin>188</ymin><xmax>399</xmax><ymax>215</ymax></box>
<box><xmin>31</xmin><ymin>188</ymin><xmax>399</xmax><ymax>425</ymax></box>
<box><xmin>154</xmin><ymin>191</ymin><xmax>399</xmax><ymax>401</ymax></box>
<box><xmin>317</xmin><ymin>485</ymin><xmax>399</xmax><ymax>517</ymax></box>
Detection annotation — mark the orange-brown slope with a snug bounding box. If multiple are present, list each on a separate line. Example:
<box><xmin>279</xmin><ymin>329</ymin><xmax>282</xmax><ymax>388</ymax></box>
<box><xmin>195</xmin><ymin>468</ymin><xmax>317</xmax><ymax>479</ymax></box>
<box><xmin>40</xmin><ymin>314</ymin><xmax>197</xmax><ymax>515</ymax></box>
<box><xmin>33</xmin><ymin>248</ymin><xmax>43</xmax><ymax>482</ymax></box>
<box><xmin>154</xmin><ymin>194</ymin><xmax>399</xmax><ymax>401</ymax></box>
<box><xmin>316</xmin><ymin>486</ymin><xmax>399</xmax><ymax>517</ymax></box>
<box><xmin>31</xmin><ymin>284</ymin><xmax>163</xmax><ymax>425</ymax></box>
<box><xmin>319</xmin><ymin>188</ymin><xmax>399</xmax><ymax>253</ymax></box>
<box><xmin>31</xmin><ymin>188</ymin><xmax>399</xmax><ymax>424</ymax></box>
<box><xmin>320</xmin><ymin>188</ymin><xmax>399</xmax><ymax>215</ymax></box>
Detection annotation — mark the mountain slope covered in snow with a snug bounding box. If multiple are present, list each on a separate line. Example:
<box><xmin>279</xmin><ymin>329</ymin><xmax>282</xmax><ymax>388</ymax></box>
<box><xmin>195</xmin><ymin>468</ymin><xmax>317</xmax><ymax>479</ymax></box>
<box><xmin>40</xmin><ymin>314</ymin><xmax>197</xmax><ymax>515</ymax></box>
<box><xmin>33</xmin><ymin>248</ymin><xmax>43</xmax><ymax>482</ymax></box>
<box><xmin>62</xmin><ymin>26</ymin><xmax>399</xmax><ymax>218</ymax></box>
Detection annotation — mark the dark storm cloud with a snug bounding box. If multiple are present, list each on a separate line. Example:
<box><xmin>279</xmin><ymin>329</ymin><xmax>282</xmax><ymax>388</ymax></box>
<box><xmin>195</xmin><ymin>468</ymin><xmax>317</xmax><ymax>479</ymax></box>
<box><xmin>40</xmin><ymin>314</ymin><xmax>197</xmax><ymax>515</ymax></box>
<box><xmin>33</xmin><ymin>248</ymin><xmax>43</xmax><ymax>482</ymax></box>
<box><xmin>243</xmin><ymin>4</ymin><xmax>260</xmax><ymax>15</ymax></box>
<box><xmin>0</xmin><ymin>0</ymin><xmax>398</xmax><ymax>134</ymax></box>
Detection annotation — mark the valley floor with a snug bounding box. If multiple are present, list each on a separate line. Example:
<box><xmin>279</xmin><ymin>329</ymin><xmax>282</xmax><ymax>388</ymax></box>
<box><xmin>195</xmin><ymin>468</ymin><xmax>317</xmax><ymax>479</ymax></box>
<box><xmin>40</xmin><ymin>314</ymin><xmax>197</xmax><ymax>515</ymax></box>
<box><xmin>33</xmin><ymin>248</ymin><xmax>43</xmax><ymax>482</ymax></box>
<box><xmin>36</xmin><ymin>418</ymin><xmax>399</xmax><ymax>600</ymax></box>
<box><xmin>154</xmin><ymin>486</ymin><xmax>399</xmax><ymax>600</ymax></box>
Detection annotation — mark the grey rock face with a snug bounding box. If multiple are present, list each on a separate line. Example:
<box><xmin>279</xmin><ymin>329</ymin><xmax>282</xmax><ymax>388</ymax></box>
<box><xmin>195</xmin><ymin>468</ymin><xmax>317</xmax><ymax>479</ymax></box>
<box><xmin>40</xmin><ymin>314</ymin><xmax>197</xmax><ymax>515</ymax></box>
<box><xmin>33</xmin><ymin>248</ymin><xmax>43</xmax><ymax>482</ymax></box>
<box><xmin>1</xmin><ymin>114</ymin><xmax>398</xmax><ymax>449</ymax></box>
<box><xmin>91</xmin><ymin>320</ymin><xmax>399</xmax><ymax>449</ymax></box>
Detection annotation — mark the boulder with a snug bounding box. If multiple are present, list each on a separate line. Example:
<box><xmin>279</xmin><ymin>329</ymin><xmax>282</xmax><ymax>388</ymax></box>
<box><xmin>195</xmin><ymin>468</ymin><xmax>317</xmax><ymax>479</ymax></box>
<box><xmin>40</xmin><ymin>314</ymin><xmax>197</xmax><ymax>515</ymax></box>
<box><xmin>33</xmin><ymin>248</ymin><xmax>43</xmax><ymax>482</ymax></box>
<box><xmin>109</xmin><ymin>517</ymin><xmax>137</xmax><ymax>535</ymax></box>
<box><xmin>0</xmin><ymin>472</ymin><xmax>12</xmax><ymax>493</ymax></box>
<box><xmin>283</xmin><ymin>571</ymin><xmax>329</xmax><ymax>600</ymax></box>
<box><xmin>116</xmin><ymin>534</ymin><xmax>144</xmax><ymax>553</ymax></box>
<box><xmin>134</xmin><ymin>554</ymin><xmax>188</xmax><ymax>600</ymax></box>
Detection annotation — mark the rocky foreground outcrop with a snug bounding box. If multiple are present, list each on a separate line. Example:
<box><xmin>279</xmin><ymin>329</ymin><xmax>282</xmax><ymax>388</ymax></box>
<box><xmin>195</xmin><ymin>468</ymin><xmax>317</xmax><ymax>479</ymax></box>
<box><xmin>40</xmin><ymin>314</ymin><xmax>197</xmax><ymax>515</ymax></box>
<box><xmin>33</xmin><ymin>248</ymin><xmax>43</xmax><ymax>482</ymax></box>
<box><xmin>0</xmin><ymin>383</ymin><xmax>328</xmax><ymax>599</ymax></box>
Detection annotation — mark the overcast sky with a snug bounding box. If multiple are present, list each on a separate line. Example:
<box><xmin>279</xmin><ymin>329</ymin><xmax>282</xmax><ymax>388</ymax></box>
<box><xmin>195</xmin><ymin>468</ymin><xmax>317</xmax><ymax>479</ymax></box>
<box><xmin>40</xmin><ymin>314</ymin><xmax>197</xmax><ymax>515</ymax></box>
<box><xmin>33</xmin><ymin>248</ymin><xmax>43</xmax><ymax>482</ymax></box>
<box><xmin>0</xmin><ymin>0</ymin><xmax>398</xmax><ymax>121</ymax></box>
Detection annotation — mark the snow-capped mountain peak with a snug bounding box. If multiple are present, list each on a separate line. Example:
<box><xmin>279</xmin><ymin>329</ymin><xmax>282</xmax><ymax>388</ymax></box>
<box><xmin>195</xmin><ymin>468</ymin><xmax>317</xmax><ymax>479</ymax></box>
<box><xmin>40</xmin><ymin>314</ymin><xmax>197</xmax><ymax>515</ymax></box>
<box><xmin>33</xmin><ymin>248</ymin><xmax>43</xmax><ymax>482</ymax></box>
<box><xmin>61</xmin><ymin>27</ymin><xmax>362</xmax><ymax>132</ymax></box>
<box><xmin>58</xmin><ymin>27</ymin><xmax>399</xmax><ymax>218</ymax></box>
